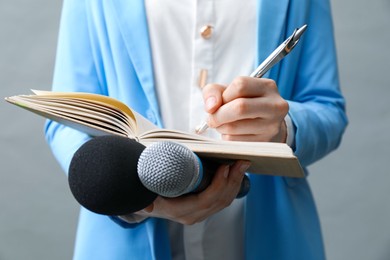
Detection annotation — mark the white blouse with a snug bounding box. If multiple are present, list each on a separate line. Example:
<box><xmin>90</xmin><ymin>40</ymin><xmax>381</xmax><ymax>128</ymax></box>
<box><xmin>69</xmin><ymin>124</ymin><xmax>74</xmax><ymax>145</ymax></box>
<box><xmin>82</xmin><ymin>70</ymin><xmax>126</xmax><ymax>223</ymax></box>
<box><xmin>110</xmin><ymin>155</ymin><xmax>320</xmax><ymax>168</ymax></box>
<box><xmin>144</xmin><ymin>1</ymin><xmax>293</xmax><ymax>259</ymax></box>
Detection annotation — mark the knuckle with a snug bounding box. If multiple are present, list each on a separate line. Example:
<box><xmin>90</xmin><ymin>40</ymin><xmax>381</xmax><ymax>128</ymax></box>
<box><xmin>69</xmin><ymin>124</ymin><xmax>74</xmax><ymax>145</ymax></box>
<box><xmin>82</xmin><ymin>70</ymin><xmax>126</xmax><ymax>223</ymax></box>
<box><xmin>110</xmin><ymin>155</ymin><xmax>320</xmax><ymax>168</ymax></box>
<box><xmin>233</xmin><ymin>99</ymin><xmax>248</xmax><ymax>116</ymax></box>
<box><xmin>270</xmin><ymin>98</ymin><xmax>288</xmax><ymax>116</ymax></box>
<box><xmin>232</xmin><ymin>77</ymin><xmax>248</xmax><ymax>94</ymax></box>
<box><xmin>265</xmin><ymin>79</ymin><xmax>277</xmax><ymax>90</ymax></box>
<box><xmin>278</xmin><ymin>99</ymin><xmax>289</xmax><ymax>113</ymax></box>
<box><xmin>202</xmin><ymin>83</ymin><xmax>213</xmax><ymax>94</ymax></box>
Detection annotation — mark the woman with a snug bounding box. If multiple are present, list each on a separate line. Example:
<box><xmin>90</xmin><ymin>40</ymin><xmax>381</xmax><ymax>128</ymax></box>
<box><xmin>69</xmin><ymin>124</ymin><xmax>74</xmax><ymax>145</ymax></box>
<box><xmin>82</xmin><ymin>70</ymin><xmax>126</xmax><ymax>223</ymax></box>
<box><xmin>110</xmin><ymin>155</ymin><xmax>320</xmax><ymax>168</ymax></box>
<box><xmin>46</xmin><ymin>0</ymin><xmax>348</xmax><ymax>259</ymax></box>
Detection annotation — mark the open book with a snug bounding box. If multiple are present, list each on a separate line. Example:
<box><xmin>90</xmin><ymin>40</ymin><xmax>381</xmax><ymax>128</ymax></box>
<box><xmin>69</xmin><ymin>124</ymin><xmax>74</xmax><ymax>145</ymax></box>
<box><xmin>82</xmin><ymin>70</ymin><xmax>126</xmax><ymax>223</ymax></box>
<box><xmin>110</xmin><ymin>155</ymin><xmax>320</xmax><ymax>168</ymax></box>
<box><xmin>5</xmin><ymin>90</ymin><xmax>304</xmax><ymax>178</ymax></box>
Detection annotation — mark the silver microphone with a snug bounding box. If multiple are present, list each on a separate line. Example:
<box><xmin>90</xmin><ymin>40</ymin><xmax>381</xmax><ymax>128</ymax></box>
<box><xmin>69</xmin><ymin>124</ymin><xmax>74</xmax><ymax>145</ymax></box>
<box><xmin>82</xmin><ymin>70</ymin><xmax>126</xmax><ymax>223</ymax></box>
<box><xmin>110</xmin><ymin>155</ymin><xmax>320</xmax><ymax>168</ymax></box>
<box><xmin>137</xmin><ymin>141</ymin><xmax>204</xmax><ymax>197</ymax></box>
<box><xmin>137</xmin><ymin>141</ymin><xmax>250</xmax><ymax>198</ymax></box>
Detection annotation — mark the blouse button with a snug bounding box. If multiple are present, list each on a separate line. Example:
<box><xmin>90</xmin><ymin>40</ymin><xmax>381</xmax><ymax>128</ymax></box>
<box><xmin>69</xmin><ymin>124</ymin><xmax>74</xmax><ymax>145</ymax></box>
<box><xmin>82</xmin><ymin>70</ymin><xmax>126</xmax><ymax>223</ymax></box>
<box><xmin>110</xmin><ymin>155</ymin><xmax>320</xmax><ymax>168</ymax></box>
<box><xmin>200</xmin><ymin>25</ymin><xmax>213</xmax><ymax>39</ymax></box>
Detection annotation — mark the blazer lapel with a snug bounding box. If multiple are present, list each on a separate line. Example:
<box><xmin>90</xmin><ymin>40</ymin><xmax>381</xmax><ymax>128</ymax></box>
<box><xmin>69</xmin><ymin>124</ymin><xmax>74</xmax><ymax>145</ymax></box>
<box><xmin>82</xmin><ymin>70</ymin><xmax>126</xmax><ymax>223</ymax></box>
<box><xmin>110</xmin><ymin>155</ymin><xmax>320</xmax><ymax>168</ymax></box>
<box><xmin>256</xmin><ymin>0</ymin><xmax>290</xmax><ymax>79</ymax></box>
<box><xmin>111</xmin><ymin>0</ymin><xmax>160</xmax><ymax>115</ymax></box>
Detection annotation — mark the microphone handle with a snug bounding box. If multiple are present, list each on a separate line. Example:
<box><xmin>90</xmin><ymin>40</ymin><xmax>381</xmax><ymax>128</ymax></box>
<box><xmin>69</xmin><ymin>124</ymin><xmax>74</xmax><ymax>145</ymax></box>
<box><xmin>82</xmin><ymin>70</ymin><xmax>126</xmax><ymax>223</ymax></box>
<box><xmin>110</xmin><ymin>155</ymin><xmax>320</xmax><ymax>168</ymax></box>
<box><xmin>192</xmin><ymin>158</ymin><xmax>250</xmax><ymax>198</ymax></box>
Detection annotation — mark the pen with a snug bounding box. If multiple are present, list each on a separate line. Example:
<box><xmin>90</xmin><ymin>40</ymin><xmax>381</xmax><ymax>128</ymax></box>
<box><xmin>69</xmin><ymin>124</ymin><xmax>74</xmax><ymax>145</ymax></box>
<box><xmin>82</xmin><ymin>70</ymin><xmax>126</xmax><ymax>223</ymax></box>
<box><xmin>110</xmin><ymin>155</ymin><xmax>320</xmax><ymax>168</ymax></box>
<box><xmin>195</xmin><ymin>24</ymin><xmax>308</xmax><ymax>135</ymax></box>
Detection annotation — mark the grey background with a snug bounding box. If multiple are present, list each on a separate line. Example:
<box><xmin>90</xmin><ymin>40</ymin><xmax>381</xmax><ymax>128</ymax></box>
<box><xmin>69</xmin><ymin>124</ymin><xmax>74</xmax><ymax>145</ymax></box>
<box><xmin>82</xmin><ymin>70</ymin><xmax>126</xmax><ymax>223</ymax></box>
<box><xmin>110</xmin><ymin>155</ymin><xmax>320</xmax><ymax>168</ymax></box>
<box><xmin>0</xmin><ymin>0</ymin><xmax>389</xmax><ymax>259</ymax></box>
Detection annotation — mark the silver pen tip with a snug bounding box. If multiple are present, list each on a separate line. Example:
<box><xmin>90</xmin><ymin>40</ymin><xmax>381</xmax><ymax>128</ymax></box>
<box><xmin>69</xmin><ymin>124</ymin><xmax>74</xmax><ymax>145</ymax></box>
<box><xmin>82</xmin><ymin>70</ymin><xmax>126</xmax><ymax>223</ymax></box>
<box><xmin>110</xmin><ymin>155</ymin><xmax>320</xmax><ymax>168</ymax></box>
<box><xmin>294</xmin><ymin>24</ymin><xmax>308</xmax><ymax>41</ymax></box>
<box><xmin>195</xmin><ymin>122</ymin><xmax>208</xmax><ymax>134</ymax></box>
<box><xmin>287</xmin><ymin>24</ymin><xmax>308</xmax><ymax>50</ymax></box>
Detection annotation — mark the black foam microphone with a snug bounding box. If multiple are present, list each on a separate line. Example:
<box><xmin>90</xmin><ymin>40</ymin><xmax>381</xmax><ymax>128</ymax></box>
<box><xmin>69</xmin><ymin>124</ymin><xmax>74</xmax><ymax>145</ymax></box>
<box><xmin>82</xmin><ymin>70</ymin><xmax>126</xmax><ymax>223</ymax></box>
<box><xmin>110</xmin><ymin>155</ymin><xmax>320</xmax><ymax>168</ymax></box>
<box><xmin>137</xmin><ymin>141</ymin><xmax>251</xmax><ymax>198</ymax></box>
<box><xmin>68</xmin><ymin>135</ymin><xmax>157</xmax><ymax>215</ymax></box>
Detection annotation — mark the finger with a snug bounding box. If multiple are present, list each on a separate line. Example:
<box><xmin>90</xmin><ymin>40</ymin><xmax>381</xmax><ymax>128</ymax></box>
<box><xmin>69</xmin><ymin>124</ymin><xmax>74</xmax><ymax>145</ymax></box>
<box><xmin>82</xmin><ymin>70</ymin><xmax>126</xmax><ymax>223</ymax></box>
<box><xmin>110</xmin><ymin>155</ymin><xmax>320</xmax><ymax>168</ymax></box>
<box><xmin>197</xmin><ymin>164</ymin><xmax>230</xmax><ymax>202</ymax></box>
<box><xmin>208</xmin><ymin>96</ymin><xmax>288</xmax><ymax>128</ymax></box>
<box><xmin>199</xmin><ymin>161</ymin><xmax>249</xmax><ymax>209</ymax></box>
<box><xmin>222</xmin><ymin>77</ymin><xmax>278</xmax><ymax>103</ymax></box>
<box><xmin>216</xmin><ymin>118</ymin><xmax>277</xmax><ymax>135</ymax></box>
<box><xmin>202</xmin><ymin>83</ymin><xmax>226</xmax><ymax>113</ymax></box>
<box><xmin>207</xmin><ymin>97</ymin><xmax>266</xmax><ymax>128</ymax></box>
<box><xmin>221</xmin><ymin>133</ymin><xmax>271</xmax><ymax>142</ymax></box>
<box><xmin>224</xmin><ymin>160</ymin><xmax>250</xmax><ymax>196</ymax></box>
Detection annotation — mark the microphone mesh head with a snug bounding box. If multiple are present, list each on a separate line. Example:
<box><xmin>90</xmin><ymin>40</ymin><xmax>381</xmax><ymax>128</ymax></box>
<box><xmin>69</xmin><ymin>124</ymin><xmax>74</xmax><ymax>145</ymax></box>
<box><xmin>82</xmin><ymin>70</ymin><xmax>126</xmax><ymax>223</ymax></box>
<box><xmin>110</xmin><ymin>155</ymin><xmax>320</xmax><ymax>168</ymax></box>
<box><xmin>138</xmin><ymin>141</ymin><xmax>200</xmax><ymax>197</ymax></box>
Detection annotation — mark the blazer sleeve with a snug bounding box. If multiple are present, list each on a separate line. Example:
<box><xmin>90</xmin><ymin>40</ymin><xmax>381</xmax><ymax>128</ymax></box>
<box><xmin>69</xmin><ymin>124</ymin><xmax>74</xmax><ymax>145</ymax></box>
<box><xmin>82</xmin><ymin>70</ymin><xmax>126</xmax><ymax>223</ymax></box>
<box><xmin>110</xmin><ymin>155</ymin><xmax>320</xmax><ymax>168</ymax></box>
<box><xmin>287</xmin><ymin>0</ymin><xmax>348</xmax><ymax>167</ymax></box>
<box><xmin>45</xmin><ymin>0</ymin><xmax>104</xmax><ymax>174</ymax></box>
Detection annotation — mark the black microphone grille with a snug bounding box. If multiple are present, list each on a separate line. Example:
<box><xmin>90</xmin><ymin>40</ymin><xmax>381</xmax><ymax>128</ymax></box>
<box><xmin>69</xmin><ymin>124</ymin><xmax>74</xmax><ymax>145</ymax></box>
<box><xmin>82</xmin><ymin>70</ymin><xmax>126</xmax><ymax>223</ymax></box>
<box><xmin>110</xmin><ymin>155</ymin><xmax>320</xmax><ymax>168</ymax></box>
<box><xmin>68</xmin><ymin>135</ymin><xmax>157</xmax><ymax>215</ymax></box>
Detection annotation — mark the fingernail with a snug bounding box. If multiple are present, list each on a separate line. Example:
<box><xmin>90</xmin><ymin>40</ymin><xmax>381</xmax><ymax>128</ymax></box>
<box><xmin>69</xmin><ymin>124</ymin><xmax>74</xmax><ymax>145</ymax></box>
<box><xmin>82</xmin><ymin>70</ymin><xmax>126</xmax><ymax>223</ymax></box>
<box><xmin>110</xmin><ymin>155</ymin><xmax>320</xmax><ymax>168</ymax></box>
<box><xmin>206</xmin><ymin>96</ymin><xmax>217</xmax><ymax>110</ymax></box>
<box><xmin>223</xmin><ymin>165</ymin><xmax>230</xmax><ymax>178</ymax></box>
<box><xmin>144</xmin><ymin>203</ymin><xmax>154</xmax><ymax>213</ymax></box>
<box><xmin>239</xmin><ymin>161</ymin><xmax>251</xmax><ymax>173</ymax></box>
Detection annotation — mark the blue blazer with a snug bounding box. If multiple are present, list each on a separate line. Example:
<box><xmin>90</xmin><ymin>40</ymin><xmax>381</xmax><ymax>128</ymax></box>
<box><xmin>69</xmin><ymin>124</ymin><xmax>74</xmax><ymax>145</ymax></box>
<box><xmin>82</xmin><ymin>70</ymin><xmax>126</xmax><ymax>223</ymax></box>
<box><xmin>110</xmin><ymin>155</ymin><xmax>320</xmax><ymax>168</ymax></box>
<box><xmin>46</xmin><ymin>0</ymin><xmax>348</xmax><ymax>259</ymax></box>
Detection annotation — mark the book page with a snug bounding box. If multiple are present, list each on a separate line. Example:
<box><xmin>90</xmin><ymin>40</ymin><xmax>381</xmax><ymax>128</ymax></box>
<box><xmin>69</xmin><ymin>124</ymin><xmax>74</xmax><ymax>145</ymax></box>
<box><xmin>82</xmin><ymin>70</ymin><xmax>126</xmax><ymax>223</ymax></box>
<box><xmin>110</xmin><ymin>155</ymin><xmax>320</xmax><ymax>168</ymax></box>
<box><xmin>130</xmin><ymin>110</ymin><xmax>161</xmax><ymax>136</ymax></box>
<box><xmin>139</xmin><ymin>128</ymin><xmax>213</xmax><ymax>142</ymax></box>
<box><xmin>31</xmin><ymin>90</ymin><xmax>159</xmax><ymax>137</ymax></box>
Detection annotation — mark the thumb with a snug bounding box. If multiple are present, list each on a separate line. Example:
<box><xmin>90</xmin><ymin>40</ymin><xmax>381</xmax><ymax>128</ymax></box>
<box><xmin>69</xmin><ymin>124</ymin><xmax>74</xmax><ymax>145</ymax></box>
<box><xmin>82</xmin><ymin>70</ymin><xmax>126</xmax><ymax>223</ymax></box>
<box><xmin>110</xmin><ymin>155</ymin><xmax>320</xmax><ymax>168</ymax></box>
<box><xmin>202</xmin><ymin>83</ymin><xmax>225</xmax><ymax>113</ymax></box>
